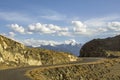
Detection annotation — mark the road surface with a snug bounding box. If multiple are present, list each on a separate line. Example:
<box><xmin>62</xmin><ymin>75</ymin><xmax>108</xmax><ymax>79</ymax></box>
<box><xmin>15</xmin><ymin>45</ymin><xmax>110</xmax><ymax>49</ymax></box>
<box><xmin>0</xmin><ymin>58</ymin><xmax>103</xmax><ymax>80</ymax></box>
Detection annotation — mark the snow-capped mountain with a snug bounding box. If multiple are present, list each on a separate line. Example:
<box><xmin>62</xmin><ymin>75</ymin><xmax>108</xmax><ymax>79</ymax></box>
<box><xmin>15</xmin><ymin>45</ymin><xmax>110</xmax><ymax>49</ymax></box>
<box><xmin>22</xmin><ymin>39</ymin><xmax>82</xmax><ymax>56</ymax></box>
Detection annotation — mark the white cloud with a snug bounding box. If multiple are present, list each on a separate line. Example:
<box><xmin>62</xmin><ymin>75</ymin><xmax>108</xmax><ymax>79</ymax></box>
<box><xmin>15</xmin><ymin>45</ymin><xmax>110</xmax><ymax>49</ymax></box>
<box><xmin>9</xmin><ymin>32</ymin><xmax>16</xmax><ymax>37</ymax></box>
<box><xmin>75</xmin><ymin>16</ymin><xmax>120</xmax><ymax>36</ymax></box>
<box><xmin>8</xmin><ymin>15</ymin><xmax>120</xmax><ymax>37</ymax></box>
<box><xmin>47</xmin><ymin>24</ymin><xmax>68</xmax><ymax>31</ymax></box>
<box><xmin>58</xmin><ymin>32</ymin><xmax>72</xmax><ymax>37</ymax></box>
<box><xmin>28</xmin><ymin>23</ymin><xmax>69</xmax><ymax>36</ymax></box>
<box><xmin>83</xmin><ymin>16</ymin><xmax>120</xmax><ymax>33</ymax></box>
<box><xmin>28</xmin><ymin>23</ymin><xmax>54</xmax><ymax>34</ymax></box>
<box><xmin>10</xmin><ymin>24</ymin><xmax>25</xmax><ymax>34</ymax></box>
<box><xmin>0</xmin><ymin>12</ymin><xmax>32</xmax><ymax>23</ymax></box>
<box><xmin>64</xmin><ymin>39</ymin><xmax>78</xmax><ymax>45</ymax></box>
<box><xmin>0</xmin><ymin>32</ymin><xmax>16</xmax><ymax>40</ymax></box>
<box><xmin>21</xmin><ymin>38</ymin><xmax>62</xmax><ymax>47</ymax></box>
<box><xmin>41</xmin><ymin>15</ymin><xmax>66</xmax><ymax>21</ymax></box>
<box><xmin>0</xmin><ymin>33</ymin><xmax>6</xmax><ymax>36</ymax></box>
<box><xmin>107</xmin><ymin>22</ymin><xmax>120</xmax><ymax>31</ymax></box>
<box><xmin>85</xmin><ymin>20</ymin><xmax>106</xmax><ymax>27</ymax></box>
<box><xmin>8</xmin><ymin>20</ymin><xmax>108</xmax><ymax>37</ymax></box>
<box><xmin>71</xmin><ymin>18</ymin><xmax>120</xmax><ymax>36</ymax></box>
<box><xmin>21</xmin><ymin>38</ymin><xmax>79</xmax><ymax>47</ymax></box>
<box><xmin>97</xmin><ymin>27</ymin><xmax>108</xmax><ymax>32</ymax></box>
<box><xmin>71</xmin><ymin>21</ymin><xmax>92</xmax><ymax>36</ymax></box>
<box><xmin>72</xmin><ymin>21</ymin><xmax>87</xmax><ymax>33</ymax></box>
<box><xmin>9</xmin><ymin>23</ymin><xmax>70</xmax><ymax>36</ymax></box>
<box><xmin>85</xmin><ymin>16</ymin><xmax>120</xmax><ymax>27</ymax></box>
<box><xmin>41</xmin><ymin>10</ymin><xmax>67</xmax><ymax>21</ymax></box>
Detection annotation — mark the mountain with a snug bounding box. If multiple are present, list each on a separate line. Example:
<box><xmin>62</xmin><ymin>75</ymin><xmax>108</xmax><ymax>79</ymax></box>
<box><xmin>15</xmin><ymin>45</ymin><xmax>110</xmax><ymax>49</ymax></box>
<box><xmin>0</xmin><ymin>35</ymin><xmax>78</xmax><ymax>67</ymax></box>
<box><xmin>80</xmin><ymin>35</ymin><xmax>120</xmax><ymax>57</ymax></box>
<box><xmin>26</xmin><ymin>39</ymin><xmax>82</xmax><ymax>56</ymax></box>
<box><xmin>40</xmin><ymin>43</ymin><xmax>82</xmax><ymax>56</ymax></box>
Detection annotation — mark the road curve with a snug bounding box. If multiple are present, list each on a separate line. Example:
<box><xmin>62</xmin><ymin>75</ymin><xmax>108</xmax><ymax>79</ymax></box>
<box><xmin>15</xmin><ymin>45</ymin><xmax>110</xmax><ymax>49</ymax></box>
<box><xmin>0</xmin><ymin>58</ymin><xmax>103</xmax><ymax>80</ymax></box>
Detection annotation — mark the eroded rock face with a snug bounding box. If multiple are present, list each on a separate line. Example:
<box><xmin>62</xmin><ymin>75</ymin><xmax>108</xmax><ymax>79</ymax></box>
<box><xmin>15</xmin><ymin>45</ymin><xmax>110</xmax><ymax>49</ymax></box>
<box><xmin>80</xmin><ymin>35</ymin><xmax>120</xmax><ymax>57</ymax></box>
<box><xmin>0</xmin><ymin>35</ymin><xmax>78</xmax><ymax>66</ymax></box>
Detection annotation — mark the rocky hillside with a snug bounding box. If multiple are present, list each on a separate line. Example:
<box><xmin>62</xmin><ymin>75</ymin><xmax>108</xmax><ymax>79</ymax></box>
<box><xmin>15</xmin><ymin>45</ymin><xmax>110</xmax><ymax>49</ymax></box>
<box><xmin>80</xmin><ymin>35</ymin><xmax>120</xmax><ymax>57</ymax></box>
<box><xmin>27</xmin><ymin>59</ymin><xmax>120</xmax><ymax>80</ymax></box>
<box><xmin>0</xmin><ymin>35</ymin><xmax>78</xmax><ymax>67</ymax></box>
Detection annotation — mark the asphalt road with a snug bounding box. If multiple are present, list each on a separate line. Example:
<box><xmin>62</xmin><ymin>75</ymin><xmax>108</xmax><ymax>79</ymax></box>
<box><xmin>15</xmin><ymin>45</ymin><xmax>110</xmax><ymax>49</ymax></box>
<box><xmin>0</xmin><ymin>58</ymin><xmax>103</xmax><ymax>80</ymax></box>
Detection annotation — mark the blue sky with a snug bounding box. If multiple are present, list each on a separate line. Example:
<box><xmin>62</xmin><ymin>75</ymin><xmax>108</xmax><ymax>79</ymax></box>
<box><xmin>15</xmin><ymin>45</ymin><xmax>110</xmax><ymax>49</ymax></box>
<box><xmin>0</xmin><ymin>0</ymin><xmax>120</xmax><ymax>45</ymax></box>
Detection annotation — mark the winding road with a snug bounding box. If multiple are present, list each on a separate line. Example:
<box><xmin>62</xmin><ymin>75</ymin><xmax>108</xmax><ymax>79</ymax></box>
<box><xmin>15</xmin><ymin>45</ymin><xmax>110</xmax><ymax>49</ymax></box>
<box><xmin>0</xmin><ymin>58</ymin><xmax>103</xmax><ymax>80</ymax></box>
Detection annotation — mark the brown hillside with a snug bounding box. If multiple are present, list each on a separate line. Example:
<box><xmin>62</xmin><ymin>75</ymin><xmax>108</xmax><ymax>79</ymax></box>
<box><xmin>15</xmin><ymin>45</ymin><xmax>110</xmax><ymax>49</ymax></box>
<box><xmin>80</xmin><ymin>35</ymin><xmax>120</xmax><ymax>57</ymax></box>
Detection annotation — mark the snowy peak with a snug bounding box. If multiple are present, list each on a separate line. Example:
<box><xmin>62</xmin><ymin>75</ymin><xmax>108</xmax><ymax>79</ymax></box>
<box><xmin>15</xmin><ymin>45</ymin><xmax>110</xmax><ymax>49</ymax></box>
<box><xmin>22</xmin><ymin>39</ymin><xmax>79</xmax><ymax>47</ymax></box>
<box><xmin>64</xmin><ymin>39</ymin><xmax>78</xmax><ymax>46</ymax></box>
<box><xmin>22</xmin><ymin>39</ymin><xmax>82</xmax><ymax>56</ymax></box>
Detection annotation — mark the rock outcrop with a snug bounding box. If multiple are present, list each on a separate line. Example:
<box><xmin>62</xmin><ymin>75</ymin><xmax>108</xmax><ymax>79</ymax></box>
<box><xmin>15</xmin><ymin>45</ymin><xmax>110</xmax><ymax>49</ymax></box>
<box><xmin>80</xmin><ymin>35</ymin><xmax>120</xmax><ymax>57</ymax></box>
<box><xmin>0</xmin><ymin>35</ymin><xmax>78</xmax><ymax>66</ymax></box>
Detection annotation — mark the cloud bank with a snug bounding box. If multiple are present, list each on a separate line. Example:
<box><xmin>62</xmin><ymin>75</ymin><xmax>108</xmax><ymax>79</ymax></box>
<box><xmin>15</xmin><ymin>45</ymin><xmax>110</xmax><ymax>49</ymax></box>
<box><xmin>10</xmin><ymin>24</ymin><xmax>25</xmax><ymax>34</ymax></box>
<box><xmin>8</xmin><ymin>16</ymin><xmax>120</xmax><ymax>37</ymax></box>
<box><xmin>21</xmin><ymin>38</ymin><xmax>78</xmax><ymax>47</ymax></box>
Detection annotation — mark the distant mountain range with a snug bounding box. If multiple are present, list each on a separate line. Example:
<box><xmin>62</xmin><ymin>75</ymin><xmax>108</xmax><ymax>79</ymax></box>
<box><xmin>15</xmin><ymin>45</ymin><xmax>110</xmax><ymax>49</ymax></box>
<box><xmin>27</xmin><ymin>39</ymin><xmax>82</xmax><ymax>56</ymax></box>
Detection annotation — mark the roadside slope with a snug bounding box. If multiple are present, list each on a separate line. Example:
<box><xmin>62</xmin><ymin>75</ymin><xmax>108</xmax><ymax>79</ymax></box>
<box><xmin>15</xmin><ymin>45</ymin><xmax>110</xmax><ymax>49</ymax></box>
<box><xmin>27</xmin><ymin>58</ymin><xmax>120</xmax><ymax>80</ymax></box>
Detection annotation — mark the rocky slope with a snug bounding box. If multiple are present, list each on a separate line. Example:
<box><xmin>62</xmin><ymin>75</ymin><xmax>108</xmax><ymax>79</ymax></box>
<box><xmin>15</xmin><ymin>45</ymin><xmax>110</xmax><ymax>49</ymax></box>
<box><xmin>27</xmin><ymin>58</ymin><xmax>120</xmax><ymax>80</ymax></box>
<box><xmin>80</xmin><ymin>35</ymin><xmax>120</xmax><ymax>57</ymax></box>
<box><xmin>0</xmin><ymin>35</ymin><xmax>78</xmax><ymax>67</ymax></box>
